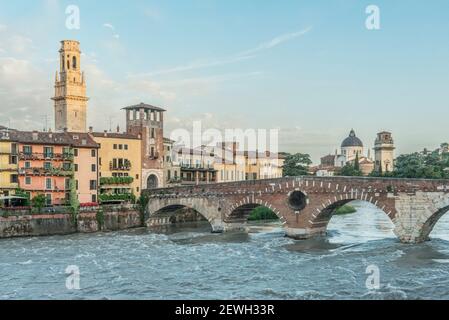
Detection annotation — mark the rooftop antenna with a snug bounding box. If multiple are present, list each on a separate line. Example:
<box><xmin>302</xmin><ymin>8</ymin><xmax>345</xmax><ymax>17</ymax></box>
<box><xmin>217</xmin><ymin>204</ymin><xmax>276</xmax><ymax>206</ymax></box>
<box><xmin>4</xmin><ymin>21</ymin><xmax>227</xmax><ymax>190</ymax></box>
<box><xmin>108</xmin><ymin>116</ymin><xmax>114</xmax><ymax>132</ymax></box>
<box><xmin>41</xmin><ymin>114</ymin><xmax>48</xmax><ymax>132</ymax></box>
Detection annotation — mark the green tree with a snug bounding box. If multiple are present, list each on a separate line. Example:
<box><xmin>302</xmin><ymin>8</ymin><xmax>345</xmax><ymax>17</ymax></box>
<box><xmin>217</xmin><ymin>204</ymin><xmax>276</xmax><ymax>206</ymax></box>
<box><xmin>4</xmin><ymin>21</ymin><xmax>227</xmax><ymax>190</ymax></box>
<box><xmin>282</xmin><ymin>153</ymin><xmax>312</xmax><ymax>177</ymax></box>
<box><xmin>354</xmin><ymin>152</ymin><xmax>360</xmax><ymax>171</ymax></box>
<box><xmin>31</xmin><ymin>194</ymin><xmax>46</xmax><ymax>213</ymax></box>
<box><xmin>137</xmin><ymin>193</ymin><xmax>150</xmax><ymax>225</ymax></box>
<box><xmin>337</xmin><ymin>163</ymin><xmax>363</xmax><ymax>177</ymax></box>
<box><xmin>393</xmin><ymin>152</ymin><xmax>449</xmax><ymax>179</ymax></box>
<box><xmin>248</xmin><ymin>206</ymin><xmax>279</xmax><ymax>221</ymax></box>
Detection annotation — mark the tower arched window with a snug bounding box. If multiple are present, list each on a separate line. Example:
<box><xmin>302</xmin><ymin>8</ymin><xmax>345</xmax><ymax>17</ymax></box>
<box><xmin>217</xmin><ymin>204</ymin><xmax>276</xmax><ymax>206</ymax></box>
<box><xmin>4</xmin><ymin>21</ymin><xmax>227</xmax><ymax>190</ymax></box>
<box><xmin>67</xmin><ymin>60</ymin><xmax>70</xmax><ymax>70</ymax></box>
<box><xmin>72</xmin><ymin>56</ymin><xmax>77</xmax><ymax>69</ymax></box>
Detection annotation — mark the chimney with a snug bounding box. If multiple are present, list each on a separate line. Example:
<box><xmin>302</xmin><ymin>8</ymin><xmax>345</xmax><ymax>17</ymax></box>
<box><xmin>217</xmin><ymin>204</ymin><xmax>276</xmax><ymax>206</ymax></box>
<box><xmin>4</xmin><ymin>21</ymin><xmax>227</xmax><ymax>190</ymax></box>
<box><xmin>103</xmin><ymin>130</ymin><xmax>107</xmax><ymax>137</ymax></box>
<box><xmin>116</xmin><ymin>125</ymin><xmax>120</xmax><ymax>133</ymax></box>
<box><xmin>89</xmin><ymin>126</ymin><xmax>93</xmax><ymax>133</ymax></box>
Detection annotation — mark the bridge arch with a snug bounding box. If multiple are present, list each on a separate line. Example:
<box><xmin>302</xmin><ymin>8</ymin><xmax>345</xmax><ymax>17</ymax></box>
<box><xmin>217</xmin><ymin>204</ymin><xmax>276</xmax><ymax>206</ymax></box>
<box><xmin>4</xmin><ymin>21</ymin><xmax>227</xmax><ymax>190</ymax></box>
<box><xmin>145</xmin><ymin>197</ymin><xmax>226</xmax><ymax>233</ymax></box>
<box><xmin>309</xmin><ymin>196</ymin><xmax>394</xmax><ymax>238</ymax></box>
<box><xmin>412</xmin><ymin>194</ymin><xmax>449</xmax><ymax>242</ymax></box>
<box><xmin>225</xmin><ymin>197</ymin><xmax>287</xmax><ymax>231</ymax></box>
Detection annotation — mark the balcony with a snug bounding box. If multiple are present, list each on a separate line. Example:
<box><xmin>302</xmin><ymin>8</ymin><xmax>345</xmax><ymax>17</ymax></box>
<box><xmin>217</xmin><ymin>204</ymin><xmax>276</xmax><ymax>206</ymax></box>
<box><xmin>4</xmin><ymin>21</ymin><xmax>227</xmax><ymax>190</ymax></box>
<box><xmin>109</xmin><ymin>160</ymin><xmax>132</xmax><ymax>171</ymax></box>
<box><xmin>19</xmin><ymin>152</ymin><xmax>74</xmax><ymax>161</ymax></box>
<box><xmin>19</xmin><ymin>166</ymin><xmax>73</xmax><ymax>177</ymax></box>
<box><xmin>100</xmin><ymin>176</ymin><xmax>134</xmax><ymax>185</ymax></box>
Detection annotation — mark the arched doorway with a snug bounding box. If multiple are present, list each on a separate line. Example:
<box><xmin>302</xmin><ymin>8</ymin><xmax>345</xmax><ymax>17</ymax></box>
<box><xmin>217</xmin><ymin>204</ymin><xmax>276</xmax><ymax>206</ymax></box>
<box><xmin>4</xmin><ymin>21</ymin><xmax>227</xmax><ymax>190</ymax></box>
<box><xmin>147</xmin><ymin>174</ymin><xmax>159</xmax><ymax>189</ymax></box>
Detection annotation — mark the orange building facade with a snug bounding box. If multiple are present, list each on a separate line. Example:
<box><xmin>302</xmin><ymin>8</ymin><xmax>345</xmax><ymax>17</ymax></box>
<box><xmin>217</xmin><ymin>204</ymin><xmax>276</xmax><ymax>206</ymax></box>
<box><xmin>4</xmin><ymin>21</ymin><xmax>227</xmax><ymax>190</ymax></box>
<box><xmin>9</xmin><ymin>131</ymin><xmax>99</xmax><ymax>206</ymax></box>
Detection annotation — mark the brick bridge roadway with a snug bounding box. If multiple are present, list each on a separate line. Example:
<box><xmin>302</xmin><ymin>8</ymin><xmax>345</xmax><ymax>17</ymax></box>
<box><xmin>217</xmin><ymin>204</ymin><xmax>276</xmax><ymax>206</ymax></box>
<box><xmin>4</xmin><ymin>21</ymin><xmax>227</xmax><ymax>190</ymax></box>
<box><xmin>143</xmin><ymin>176</ymin><xmax>449</xmax><ymax>244</ymax></box>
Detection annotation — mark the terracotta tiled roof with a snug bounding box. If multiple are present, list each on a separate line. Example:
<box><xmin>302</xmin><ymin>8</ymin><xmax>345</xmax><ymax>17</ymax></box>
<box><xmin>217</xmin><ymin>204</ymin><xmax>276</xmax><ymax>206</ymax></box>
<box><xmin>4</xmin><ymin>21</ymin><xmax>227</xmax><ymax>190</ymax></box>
<box><xmin>9</xmin><ymin>131</ymin><xmax>99</xmax><ymax>148</ymax></box>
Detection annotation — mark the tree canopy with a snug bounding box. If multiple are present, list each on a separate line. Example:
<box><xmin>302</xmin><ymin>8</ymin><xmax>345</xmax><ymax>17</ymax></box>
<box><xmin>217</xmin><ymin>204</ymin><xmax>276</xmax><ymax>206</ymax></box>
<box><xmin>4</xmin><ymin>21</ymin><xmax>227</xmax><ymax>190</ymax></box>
<box><xmin>337</xmin><ymin>163</ymin><xmax>363</xmax><ymax>177</ymax></box>
<box><xmin>392</xmin><ymin>151</ymin><xmax>449</xmax><ymax>179</ymax></box>
<box><xmin>282</xmin><ymin>153</ymin><xmax>312</xmax><ymax>177</ymax></box>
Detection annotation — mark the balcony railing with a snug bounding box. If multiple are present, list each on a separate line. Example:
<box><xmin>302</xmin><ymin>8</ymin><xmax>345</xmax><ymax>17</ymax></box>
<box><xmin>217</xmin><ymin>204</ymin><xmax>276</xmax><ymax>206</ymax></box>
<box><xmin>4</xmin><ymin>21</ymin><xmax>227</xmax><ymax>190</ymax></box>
<box><xmin>100</xmin><ymin>176</ymin><xmax>134</xmax><ymax>185</ymax></box>
<box><xmin>19</xmin><ymin>152</ymin><xmax>74</xmax><ymax>161</ymax></box>
<box><xmin>19</xmin><ymin>167</ymin><xmax>73</xmax><ymax>177</ymax></box>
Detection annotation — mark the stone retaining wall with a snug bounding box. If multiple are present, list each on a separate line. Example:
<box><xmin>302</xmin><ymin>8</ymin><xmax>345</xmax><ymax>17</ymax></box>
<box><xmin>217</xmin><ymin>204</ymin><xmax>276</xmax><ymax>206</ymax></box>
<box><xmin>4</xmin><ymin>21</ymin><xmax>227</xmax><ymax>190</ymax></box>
<box><xmin>0</xmin><ymin>209</ymin><xmax>142</xmax><ymax>239</ymax></box>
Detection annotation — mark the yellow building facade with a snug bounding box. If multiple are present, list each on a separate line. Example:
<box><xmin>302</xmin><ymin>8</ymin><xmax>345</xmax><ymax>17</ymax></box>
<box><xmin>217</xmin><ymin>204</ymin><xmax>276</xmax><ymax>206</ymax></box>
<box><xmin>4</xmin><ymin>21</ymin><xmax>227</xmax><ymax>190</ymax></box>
<box><xmin>0</xmin><ymin>130</ymin><xmax>18</xmax><ymax>198</ymax></box>
<box><xmin>92</xmin><ymin>132</ymin><xmax>142</xmax><ymax>201</ymax></box>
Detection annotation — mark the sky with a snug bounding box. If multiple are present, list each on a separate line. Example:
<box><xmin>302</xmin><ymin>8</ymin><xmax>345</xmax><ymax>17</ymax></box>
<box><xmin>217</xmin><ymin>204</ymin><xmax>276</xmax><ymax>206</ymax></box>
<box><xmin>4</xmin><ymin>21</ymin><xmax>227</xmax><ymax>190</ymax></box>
<box><xmin>0</xmin><ymin>0</ymin><xmax>448</xmax><ymax>163</ymax></box>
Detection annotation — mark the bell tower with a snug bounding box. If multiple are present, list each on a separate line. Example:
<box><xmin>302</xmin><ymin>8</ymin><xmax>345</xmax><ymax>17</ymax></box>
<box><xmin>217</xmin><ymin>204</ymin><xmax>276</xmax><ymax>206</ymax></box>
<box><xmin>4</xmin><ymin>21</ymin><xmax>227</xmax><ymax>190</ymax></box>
<box><xmin>374</xmin><ymin>131</ymin><xmax>395</xmax><ymax>173</ymax></box>
<box><xmin>52</xmin><ymin>40</ymin><xmax>88</xmax><ymax>132</ymax></box>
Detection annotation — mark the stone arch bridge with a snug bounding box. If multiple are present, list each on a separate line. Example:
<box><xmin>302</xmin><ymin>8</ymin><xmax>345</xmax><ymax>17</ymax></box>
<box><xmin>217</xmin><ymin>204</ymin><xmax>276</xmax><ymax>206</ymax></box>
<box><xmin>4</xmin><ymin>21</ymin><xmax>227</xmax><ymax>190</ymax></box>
<box><xmin>143</xmin><ymin>176</ymin><xmax>449</xmax><ymax>244</ymax></box>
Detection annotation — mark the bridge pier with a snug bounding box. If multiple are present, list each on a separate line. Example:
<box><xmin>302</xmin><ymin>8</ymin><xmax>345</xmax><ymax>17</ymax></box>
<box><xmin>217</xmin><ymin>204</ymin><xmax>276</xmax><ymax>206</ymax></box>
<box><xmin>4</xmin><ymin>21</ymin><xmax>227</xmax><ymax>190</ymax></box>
<box><xmin>284</xmin><ymin>227</ymin><xmax>327</xmax><ymax>240</ymax></box>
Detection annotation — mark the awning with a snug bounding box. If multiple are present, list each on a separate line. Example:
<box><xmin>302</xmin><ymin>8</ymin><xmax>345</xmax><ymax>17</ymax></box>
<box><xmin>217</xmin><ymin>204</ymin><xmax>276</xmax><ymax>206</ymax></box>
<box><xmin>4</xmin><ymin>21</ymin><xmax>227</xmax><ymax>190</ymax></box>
<box><xmin>0</xmin><ymin>196</ymin><xmax>28</xmax><ymax>200</ymax></box>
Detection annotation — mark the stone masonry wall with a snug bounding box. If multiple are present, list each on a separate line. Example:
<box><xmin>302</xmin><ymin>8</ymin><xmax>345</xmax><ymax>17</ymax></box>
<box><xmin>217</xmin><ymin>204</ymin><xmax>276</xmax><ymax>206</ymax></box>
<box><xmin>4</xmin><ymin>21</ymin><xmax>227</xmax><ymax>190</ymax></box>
<box><xmin>0</xmin><ymin>209</ymin><xmax>142</xmax><ymax>239</ymax></box>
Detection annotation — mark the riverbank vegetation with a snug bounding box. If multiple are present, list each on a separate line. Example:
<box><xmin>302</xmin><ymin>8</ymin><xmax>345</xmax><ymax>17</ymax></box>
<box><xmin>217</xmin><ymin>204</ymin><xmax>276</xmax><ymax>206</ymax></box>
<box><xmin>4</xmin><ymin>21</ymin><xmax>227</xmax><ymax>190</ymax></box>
<box><xmin>248</xmin><ymin>207</ymin><xmax>279</xmax><ymax>221</ymax></box>
<box><xmin>334</xmin><ymin>205</ymin><xmax>357</xmax><ymax>215</ymax></box>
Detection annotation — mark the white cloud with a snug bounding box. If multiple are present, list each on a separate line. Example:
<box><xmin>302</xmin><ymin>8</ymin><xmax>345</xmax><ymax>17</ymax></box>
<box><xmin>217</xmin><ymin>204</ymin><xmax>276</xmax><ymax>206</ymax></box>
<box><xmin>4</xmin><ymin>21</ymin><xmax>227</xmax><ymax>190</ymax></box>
<box><xmin>238</xmin><ymin>27</ymin><xmax>312</xmax><ymax>57</ymax></box>
<box><xmin>130</xmin><ymin>26</ymin><xmax>312</xmax><ymax>78</ymax></box>
<box><xmin>103</xmin><ymin>23</ymin><xmax>115</xmax><ymax>30</ymax></box>
<box><xmin>103</xmin><ymin>23</ymin><xmax>120</xmax><ymax>40</ymax></box>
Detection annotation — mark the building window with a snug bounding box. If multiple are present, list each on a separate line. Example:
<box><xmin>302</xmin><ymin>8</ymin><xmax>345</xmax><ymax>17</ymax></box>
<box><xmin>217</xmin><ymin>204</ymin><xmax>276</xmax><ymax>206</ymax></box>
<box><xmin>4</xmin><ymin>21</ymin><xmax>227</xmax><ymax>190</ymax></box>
<box><xmin>91</xmin><ymin>149</ymin><xmax>96</xmax><ymax>157</ymax></box>
<box><xmin>25</xmin><ymin>161</ymin><xmax>31</xmax><ymax>169</ymax></box>
<box><xmin>74</xmin><ymin>149</ymin><xmax>78</xmax><ymax>157</ymax></box>
<box><xmin>119</xmin><ymin>144</ymin><xmax>123</xmax><ymax>150</ymax></box>
<box><xmin>74</xmin><ymin>164</ymin><xmax>78</xmax><ymax>172</ymax></box>
<box><xmin>46</xmin><ymin>178</ymin><xmax>52</xmax><ymax>190</ymax></box>
<box><xmin>76</xmin><ymin>180</ymin><xmax>79</xmax><ymax>190</ymax></box>
<box><xmin>72</xmin><ymin>56</ymin><xmax>77</xmax><ymax>69</ymax></box>
<box><xmin>136</xmin><ymin>174</ymin><xmax>139</xmax><ymax>180</ymax></box>
<box><xmin>9</xmin><ymin>155</ymin><xmax>17</xmax><ymax>164</ymax></box>
<box><xmin>137</xmin><ymin>187</ymin><xmax>139</xmax><ymax>192</ymax></box>
<box><xmin>44</xmin><ymin>162</ymin><xmax>52</xmax><ymax>170</ymax></box>
<box><xmin>10</xmin><ymin>174</ymin><xmax>18</xmax><ymax>184</ymax></box>
<box><xmin>63</xmin><ymin>162</ymin><xmax>71</xmax><ymax>171</ymax></box>
<box><xmin>44</xmin><ymin>147</ymin><xmax>54</xmax><ymax>158</ymax></box>
<box><xmin>124</xmin><ymin>144</ymin><xmax>128</xmax><ymax>150</ymax></box>
<box><xmin>91</xmin><ymin>164</ymin><xmax>96</xmax><ymax>172</ymax></box>
<box><xmin>23</xmin><ymin>145</ymin><xmax>32</xmax><ymax>155</ymax></box>
<box><xmin>92</xmin><ymin>194</ymin><xmax>97</xmax><ymax>203</ymax></box>
<box><xmin>150</xmin><ymin>147</ymin><xmax>155</xmax><ymax>157</ymax></box>
<box><xmin>167</xmin><ymin>170</ymin><xmax>171</xmax><ymax>180</ymax></box>
<box><xmin>99</xmin><ymin>157</ymin><xmax>102</xmax><ymax>166</ymax></box>
<box><xmin>151</xmin><ymin>128</ymin><xmax>155</xmax><ymax>139</ymax></box>
<box><xmin>63</xmin><ymin>147</ymin><xmax>71</xmax><ymax>156</ymax></box>
<box><xmin>45</xmin><ymin>194</ymin><xmax>52</xmax><ymax>206</ymax></box>
<box><xmin>113</xmin><ymin>144</ymin><xmax>117</xmax><ymax>149</ymax></box>
<box><xmin>11</xmin><ymin>143</ymin><xmax>17</xmax><ymax>154</ymax></box>
<box><xmin>25</xmin><ymin>176</ymin><xmax>31</xmax><ymax>185</ymax></box>
<box><xmin>90</xmin><ymin>180</ymin><xmax>97</xmax><ymax>190</ymax></box>
<box><xmin>65</xmin><ymin>178</ymin><xmax>70</xmax><ymax>190</ymax></box>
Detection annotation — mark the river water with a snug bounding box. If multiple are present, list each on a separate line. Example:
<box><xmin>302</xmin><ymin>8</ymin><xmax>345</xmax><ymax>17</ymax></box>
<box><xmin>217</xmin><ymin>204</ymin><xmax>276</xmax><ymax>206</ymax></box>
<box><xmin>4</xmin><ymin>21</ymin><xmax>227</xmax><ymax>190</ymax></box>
<box><xmin>1</xmin><ymin>201</ymin><xmax>449</xmax><ymax>300</ymax></box>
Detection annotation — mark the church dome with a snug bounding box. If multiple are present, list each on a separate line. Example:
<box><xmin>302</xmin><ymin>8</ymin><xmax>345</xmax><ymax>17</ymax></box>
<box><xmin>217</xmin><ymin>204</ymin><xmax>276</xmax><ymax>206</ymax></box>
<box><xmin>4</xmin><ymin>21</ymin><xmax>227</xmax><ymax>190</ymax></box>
<box><xmin>341</xmin><ymin>129</ymin><xmax>363</xmax><ymax>148</ymax></box>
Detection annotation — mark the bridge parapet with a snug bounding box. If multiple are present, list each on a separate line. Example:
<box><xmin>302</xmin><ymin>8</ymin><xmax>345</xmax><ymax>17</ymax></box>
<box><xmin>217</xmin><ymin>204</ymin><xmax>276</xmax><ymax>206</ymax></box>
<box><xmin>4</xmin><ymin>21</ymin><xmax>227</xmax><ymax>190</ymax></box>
<box><xmin>143</xmin><ymin>176</ymin><xmax>449</xmax><ymax>243</ymax></box>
